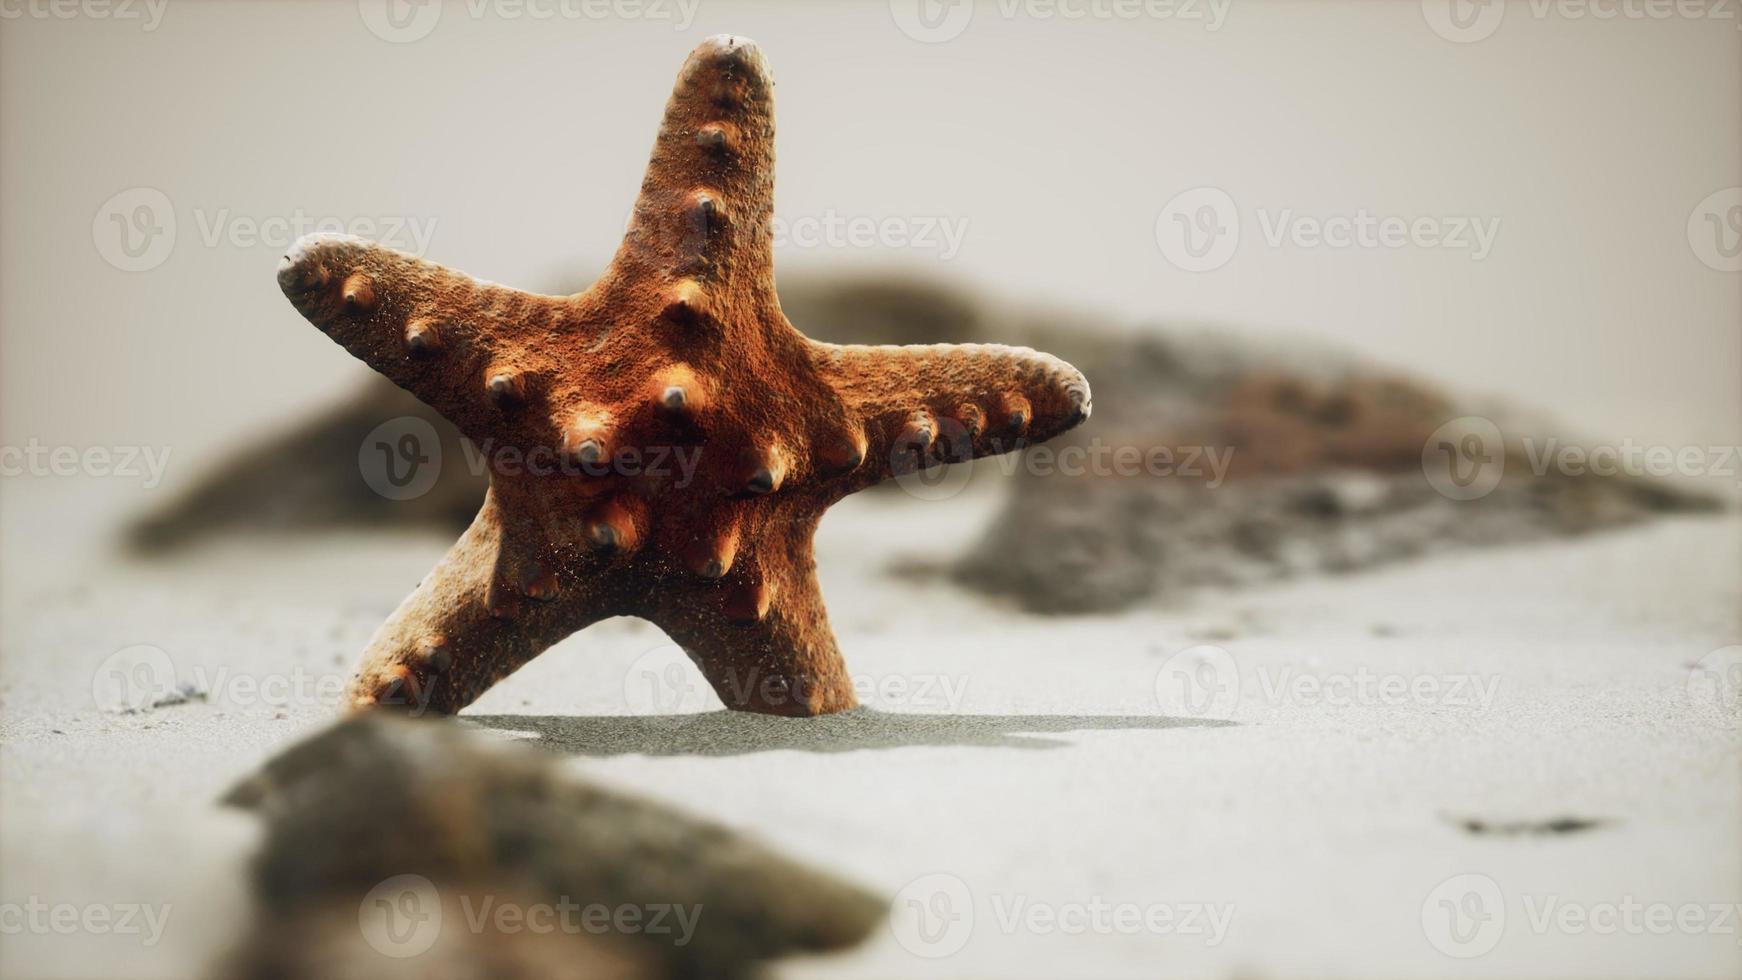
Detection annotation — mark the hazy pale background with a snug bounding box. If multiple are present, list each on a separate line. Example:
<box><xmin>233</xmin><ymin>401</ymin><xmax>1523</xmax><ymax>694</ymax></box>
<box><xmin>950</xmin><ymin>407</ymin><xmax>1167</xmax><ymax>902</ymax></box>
<box><xmin>1</xmin><ymin>0</ymin><xmax>1738</xmax><ymax>565</ymax></box>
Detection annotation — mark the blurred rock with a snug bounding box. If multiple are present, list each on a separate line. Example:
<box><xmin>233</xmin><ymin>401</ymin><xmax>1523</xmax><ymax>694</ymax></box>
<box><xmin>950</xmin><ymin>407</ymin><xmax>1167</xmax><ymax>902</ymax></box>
<box><xmin>954</xmin><ymin>329</ymin><xmax>1723</xmax><ymax>613</ymax></box>
<box><xmin>777</xmin><ymin>272</ymin><xmax>986</xmax><ymax>347</ymax></box>
<box><xmin>218</xmin><ymin>713</ymin><xmax>883</xmax><ymax>979</ymax></box>
<box><xmin>125</xmin><ymin>383</ymin><xmax>481</xmax><ymax>554</ymax></box>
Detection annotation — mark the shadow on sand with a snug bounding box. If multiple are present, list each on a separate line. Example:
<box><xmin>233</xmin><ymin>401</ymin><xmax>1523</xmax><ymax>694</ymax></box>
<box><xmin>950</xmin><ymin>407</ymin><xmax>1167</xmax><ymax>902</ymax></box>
<box><xmin>465</xmin><ymin>709</ymin><xmax>1235</xmax><ymax>757</ymax></box>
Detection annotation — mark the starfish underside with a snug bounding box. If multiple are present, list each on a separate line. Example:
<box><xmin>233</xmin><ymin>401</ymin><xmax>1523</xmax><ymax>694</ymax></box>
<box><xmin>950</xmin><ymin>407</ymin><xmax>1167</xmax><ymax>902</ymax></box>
<box><xmin>277</xmin><ymin>35</ymin><xmax>1091</xmax><ymax>716</ymax></box>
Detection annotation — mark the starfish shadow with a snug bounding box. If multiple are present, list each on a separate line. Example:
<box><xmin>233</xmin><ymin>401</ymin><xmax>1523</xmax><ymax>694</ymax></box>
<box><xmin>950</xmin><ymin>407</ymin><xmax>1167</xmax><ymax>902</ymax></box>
<box><xmin>464</xmin><ymin>709</ymin><xmax>1234</xmax><ymax>757</ymax></box>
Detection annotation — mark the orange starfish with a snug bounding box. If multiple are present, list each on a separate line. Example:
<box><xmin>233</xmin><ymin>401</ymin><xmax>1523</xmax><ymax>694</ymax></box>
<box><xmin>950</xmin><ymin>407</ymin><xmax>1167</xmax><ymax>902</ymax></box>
<box><xmin>276</xmin><ymin>35</ymin><xmax>1091</xmax><ymax>717</ymax></box>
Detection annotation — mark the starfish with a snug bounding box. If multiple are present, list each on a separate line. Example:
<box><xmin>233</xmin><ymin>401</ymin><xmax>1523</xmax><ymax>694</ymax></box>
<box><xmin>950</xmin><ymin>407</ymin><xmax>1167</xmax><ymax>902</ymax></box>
<box><xmin>275</xmin><ymin>34</ymin><xmax>1091</xmax><ymax>717</ymax></box>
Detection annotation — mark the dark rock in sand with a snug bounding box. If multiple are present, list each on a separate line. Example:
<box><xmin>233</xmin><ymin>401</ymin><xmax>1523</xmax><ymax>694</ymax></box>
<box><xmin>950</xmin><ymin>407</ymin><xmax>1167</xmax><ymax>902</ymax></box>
<box><xmin>125</xmin><ymin>383</ymin><xmax>481</xmax><ymax>553</ymax></box>
<box><xmin>954</xmin><ymin>328</ymin><xmax>1722</xmax><ymax>613</ymax></box>
<box><xmin>217</xmin><ymin>714</ymin><xmax>883</xmax><ymax>979</ymax></box>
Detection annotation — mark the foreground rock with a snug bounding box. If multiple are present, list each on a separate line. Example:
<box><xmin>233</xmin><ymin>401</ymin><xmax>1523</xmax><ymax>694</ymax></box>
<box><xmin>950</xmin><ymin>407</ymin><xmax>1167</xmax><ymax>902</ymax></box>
<box><xmin>218</xmin><ymin>714</ymin><xmax>883</xmax><ymax>979</ymax></box>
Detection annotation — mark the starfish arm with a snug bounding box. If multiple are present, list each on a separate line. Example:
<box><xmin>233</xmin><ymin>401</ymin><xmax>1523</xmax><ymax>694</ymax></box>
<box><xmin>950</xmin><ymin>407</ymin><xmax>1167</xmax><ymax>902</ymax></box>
<box><xmin>805</xmin><ymin>340</ymin><xmax>1093</xmax><ymax>492</ymax></box>
<box><xmin>276</xmin><ymin>232</ymin><xmax>566</xmax><ymax>442</ymax></box>
<box><xmin>645</xmin><ymin>512</ymin><xmax>857</xmax><ymax>717</ymax></box>
<box><xmin>345</xmin><ymin>486</ymin><xmax>605</xmax><ymax>714</ymax></box>
<box><xmin>609</xmin><ymin>35</ymin><xmax>778</xmax><ymax>312</ymax></box>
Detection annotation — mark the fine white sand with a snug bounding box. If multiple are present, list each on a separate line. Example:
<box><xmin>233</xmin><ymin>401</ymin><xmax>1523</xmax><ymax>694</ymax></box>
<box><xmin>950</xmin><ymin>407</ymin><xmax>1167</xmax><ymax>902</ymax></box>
<box><xmin>1</xmin><ymin>485</ymin><xmax>1737</xmax><ymax>979</ymax></box>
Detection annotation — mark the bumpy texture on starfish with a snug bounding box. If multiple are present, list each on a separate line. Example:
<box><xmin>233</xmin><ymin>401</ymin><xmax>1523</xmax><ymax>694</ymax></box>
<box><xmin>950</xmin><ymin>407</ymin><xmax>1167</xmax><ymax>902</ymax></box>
<box><xmin>276</xmin><ymin>35</ymin><xmax>1091</xmax><ymax>716</ymax></box>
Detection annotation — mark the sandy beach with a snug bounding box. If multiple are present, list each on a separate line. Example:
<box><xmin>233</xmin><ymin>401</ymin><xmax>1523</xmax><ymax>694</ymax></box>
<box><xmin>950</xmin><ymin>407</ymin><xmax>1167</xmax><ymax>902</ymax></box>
<box><xmin>3</xmin><ymin>480</ymin><xmax>1736</xmax><ymax>978</ymax></box>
